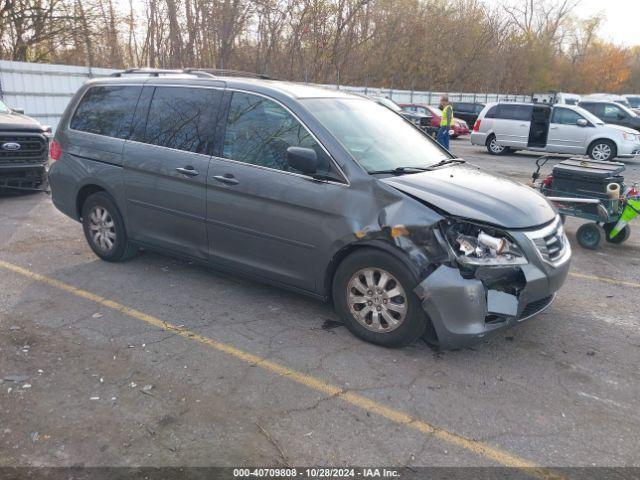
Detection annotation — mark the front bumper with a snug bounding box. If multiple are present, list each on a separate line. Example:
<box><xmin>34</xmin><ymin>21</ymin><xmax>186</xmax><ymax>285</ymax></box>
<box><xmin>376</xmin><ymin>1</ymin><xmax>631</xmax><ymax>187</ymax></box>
<box><xmin>414</xmin><ymin>217</ymin><xmax>571</xmax><ymax>349</ymax></box>
<box><xmin>617</xmin><ymin>140</ymin><xmax>640</xmax><ymax>158</ymax></box>
<box><xmin>0</xmin><ymin>163</ymin><xmax>48</xmax><ymax>191</ymax></box>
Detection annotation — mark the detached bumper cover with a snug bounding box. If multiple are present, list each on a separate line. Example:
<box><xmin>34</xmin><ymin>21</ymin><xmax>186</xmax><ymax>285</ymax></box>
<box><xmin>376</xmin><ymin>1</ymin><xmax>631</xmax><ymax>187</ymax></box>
<box><xmin>414</xmin><ymin>218</ymin><xmax>571</xmax><ymax>348</ymax></box>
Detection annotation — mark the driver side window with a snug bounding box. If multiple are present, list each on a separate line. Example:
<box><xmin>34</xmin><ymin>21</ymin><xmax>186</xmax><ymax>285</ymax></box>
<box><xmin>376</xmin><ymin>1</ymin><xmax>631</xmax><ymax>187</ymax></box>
<box><xmin>551</xmin><ymin>108</ymin><xmax>582</xmax><ymax>125</ymax></box>
<box><xmin>222</xmin><ymin>92</ymin><xmax>321</xmax><ymax>172</ymax></box>
<box><xmin>603</xmin><ymin>104</ymin><xmax>624</xmax><ymax>120</ymax></box>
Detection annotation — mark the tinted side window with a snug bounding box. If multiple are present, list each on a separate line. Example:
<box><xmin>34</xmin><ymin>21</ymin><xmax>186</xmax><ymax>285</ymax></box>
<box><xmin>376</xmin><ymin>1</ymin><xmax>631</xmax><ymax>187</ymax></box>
<box><xmin>551</xmin><ymin>108</ymin><xmax>582</xmax><ymax>125</ymax></box>
<box><xmin>484</xmin><ymin>105</ymin><xmax>498</xmax><ymax>118</ymax></box>
<box><xmin>144</xmin><ymin>87</ymin><xmax>221</xmax><ymax>154</ymax></box>
<box><xmin>223</xmin><ymin>92</ymin><xmax>324</xmax><ymax>173</ymax></box>
<box><xmin>602</xmin><ymin>104</ymin><xmax>625</xmax><ymax>120</ymax></box>
<box><xmin>579</xmin><ymin>103</ymin><xmax>599</xmax><ymax>115</ymax></box>
<box><xmin>497</xmin><ymin>104</ymin><xmax>532</xmax><ymax>121</ymax></box>
<box><xmin>70</xmin><ymin>86</ymin><xmax>141</xmax><ymax>138</ymax></box>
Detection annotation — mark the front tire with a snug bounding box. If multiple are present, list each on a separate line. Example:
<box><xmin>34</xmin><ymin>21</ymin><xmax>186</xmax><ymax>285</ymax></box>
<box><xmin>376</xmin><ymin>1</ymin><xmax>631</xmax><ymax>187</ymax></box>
<box><xmin>81</xmin><ymin>192</ymin><xmax>138</xmax><ymax>262</ymax></box>
<box><xmin>332</xmin><ymin>249</ymin><xmax>428</xmax><ymax>348</ymax></box>
<box><xmin>576</xmin><ymin>223</ymin><xmax>605</xmax><ymax>250</ymax></box>
<box><xmin>486</xmin><ymin>135</ymin><xmax>510</xmax><ymax>155</ymax></box>
<box><xmin>588</xmin><ymin>140</ymin><xmax>616</xmax><ymax>161</ymax></box>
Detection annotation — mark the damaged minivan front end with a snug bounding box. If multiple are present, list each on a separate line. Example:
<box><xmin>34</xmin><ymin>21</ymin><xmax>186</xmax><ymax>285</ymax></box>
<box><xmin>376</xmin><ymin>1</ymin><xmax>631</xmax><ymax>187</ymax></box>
<box><xmin>380</xmin><ymin>169</ymin><xmax>571</xmax><ymax>349</ymax></box>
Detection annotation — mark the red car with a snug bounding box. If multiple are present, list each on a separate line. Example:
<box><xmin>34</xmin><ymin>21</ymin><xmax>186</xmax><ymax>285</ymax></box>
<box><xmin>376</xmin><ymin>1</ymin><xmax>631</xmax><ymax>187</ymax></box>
<box><xmin>399</xmin><ymin>103</ymin><xmax>470</xmax><ymax>137</ymax></box>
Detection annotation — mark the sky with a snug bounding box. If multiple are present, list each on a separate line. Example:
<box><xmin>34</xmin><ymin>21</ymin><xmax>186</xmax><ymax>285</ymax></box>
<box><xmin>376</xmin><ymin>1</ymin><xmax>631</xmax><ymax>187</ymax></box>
<box><xmin>486</xmin><ymin>0</ymin><xmax>640</xmax><ymax>47</ymax></box>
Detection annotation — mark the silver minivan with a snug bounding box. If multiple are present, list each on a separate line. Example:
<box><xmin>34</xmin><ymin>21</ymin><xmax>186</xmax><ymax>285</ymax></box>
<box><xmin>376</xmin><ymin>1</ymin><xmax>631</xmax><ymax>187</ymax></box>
<box><xmin>471</xmin><ymin>102</ymin><xmax>640</xmax><ymax>161</ymax></box>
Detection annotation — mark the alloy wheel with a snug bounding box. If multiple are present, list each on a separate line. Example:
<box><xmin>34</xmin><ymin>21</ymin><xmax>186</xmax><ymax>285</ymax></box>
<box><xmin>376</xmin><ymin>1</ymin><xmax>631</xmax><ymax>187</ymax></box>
<box><xmin>88</xmin><ymin>206</ymin><xmax>117</xmax><ymax>252</ymax></box>
<box><xmin>591</xmin><ymin>143</ymin><xmax>611</xmax><ymax>161</ymax></box>
<box><xmin>347</xmin><ymin>268</ymin><xmax>408</xmax><ymax>333</ymax></box>
<box><xmin>489</xmin><ymin>138</ymin><xmax>505</xmax><ymax>153</ymax></box>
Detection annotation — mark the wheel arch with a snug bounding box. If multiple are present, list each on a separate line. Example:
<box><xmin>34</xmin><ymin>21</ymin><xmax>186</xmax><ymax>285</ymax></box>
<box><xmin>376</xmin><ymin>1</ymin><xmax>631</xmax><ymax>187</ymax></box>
<box><xmin>76</xmin><ymin>183</ymin><xmax>111</xmax><ymax>220</ymax></box>
<box><xmin>587</xmin><ymin>137</ymin><xmax>618</xmax><ymax>159</ymax></box>
<box><xmin>323</xmin><ymin>240</ymin><xmax>423</xmax><ymax>302</ymax></box>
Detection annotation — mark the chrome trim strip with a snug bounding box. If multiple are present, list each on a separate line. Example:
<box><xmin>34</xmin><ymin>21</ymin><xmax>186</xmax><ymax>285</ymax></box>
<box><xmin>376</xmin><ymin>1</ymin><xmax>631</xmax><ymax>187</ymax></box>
<box><xmin>524</xmin><ymin>216</ymin><xmax>571</xmax><ymax>268</ymax></box>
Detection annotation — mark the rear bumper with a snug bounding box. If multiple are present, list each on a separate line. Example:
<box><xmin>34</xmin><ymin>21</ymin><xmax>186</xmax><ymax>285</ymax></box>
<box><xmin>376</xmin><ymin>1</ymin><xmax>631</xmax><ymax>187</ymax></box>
<box><xmin>414</xmin><ymin>218</ymin><xmax>571</xmax><ymax>349</ymax></box>
<box><xmin>470</xmin><ymin>132</ymin><xmax>487</xmax><ymax>145</ymax></box>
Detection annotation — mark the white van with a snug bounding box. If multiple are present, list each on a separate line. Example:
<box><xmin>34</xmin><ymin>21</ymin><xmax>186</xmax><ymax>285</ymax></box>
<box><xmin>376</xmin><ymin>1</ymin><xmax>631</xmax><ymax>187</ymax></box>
<box><xmin>532</xmin><ymin>92</ymin><xmax>581</xmax><ymax>105</ymax></box>
<box><xmin>470</xmin><ymin>102</ymin><xmax>640</xmax><ymax>161</ymax></box>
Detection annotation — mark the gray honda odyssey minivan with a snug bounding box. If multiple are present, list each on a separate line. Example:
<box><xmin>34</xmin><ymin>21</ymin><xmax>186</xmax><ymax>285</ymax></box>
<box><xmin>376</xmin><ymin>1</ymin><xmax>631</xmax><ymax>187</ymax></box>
<box><xmin>49</xmin><ymin>69</ymin><xmax>571</xmax><ymax>349</ymax></box>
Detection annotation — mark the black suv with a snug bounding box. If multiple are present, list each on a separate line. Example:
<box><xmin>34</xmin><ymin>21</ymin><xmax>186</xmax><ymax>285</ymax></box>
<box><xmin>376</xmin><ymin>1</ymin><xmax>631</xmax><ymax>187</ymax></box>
<box><xmin>578</xmin><ymin>100</ymin><xmax>640</xmax><ymax>132</ymax></box>
<box><xmin>48</xmin><ymin>68</ymin><xmax>570</xmax><ymax>349</ymax></box>
<box><xmin>451</xmin><ymin>102</ymin><xmax>485</xmax><ymax>127</ymax></box>
<box><xmin>0</xmin><ymin>99</ymin><xmax>51</xmax><ymax>191</ymax></box>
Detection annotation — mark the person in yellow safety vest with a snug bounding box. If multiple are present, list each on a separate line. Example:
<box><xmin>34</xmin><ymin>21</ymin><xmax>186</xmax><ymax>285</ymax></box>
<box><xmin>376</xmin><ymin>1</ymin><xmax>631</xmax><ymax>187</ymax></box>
<box><xmin>436</xmin><ymin>95</ymin><xmax>454</xmax><ymax>150</ymax></box>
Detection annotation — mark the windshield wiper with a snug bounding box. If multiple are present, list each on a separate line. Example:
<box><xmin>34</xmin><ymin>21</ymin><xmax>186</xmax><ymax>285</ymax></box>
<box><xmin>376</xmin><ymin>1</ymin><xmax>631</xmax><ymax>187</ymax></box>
<box><xmin>368</xmin><ymin>159</ymin><xmax>465</xmax><ymax>175</ymax></box>
<box><xmin>368</xmin><ymin>166</ymin><xmax>430</xmax><ymax>175</ymax></box>
<box><xmin>425</xmin><ymin>158</ymin><xmax>466</xmax><ymax>169</ymax></box>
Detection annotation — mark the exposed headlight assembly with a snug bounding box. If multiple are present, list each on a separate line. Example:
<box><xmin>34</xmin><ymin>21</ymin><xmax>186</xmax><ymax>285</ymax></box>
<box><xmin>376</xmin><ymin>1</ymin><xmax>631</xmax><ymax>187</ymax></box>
<box><xmin>443</xmin><ymin>220</ymin><xmax>528</xmax><ymax>266</ymax></box>
<box><xmin>622</xmin><ymin>132</ymin><xmax>640</xmax><ymax>142</ymax></box>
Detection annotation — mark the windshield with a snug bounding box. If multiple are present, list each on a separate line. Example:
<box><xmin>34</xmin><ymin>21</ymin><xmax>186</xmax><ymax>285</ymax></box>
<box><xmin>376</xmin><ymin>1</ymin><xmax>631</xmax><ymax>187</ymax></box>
<box><xmin>627</xmin><ymin>96</ymin><xmax>640</xmax><ymax>108</ymax></box>
<box><xmin>0</xmin><ymin>100</ymin><xmax>9</xmax><ymax>113</ymax></box>
<box><xmin>375</xmin><ymin>97</ymin><xmax>401</xmax><ymax>112</ymax></box>
<box><xmin>615</xmin><ymin>102</ymin><xmax>638</xmax><ymax>117</ymax></box>
<box><xmin>303</xmin><ymin>98</ymin><xmax>450</xmax><ymax>173</ymax></box>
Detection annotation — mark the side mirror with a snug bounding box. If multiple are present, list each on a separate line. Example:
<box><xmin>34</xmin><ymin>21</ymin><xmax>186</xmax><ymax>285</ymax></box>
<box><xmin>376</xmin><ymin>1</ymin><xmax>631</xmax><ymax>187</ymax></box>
<box><xmin>286</xmin><ymin>146</ymin><xmax>319</xmax><ymax>175</ymax></box>
<box><xmin>576</xmin><ymin>118</ymin><xmax>588</xmax><ymax>127</ymax></box>
<box><xmin>12</xmin><ymin>108</ymin><xmax>25</xmax><ymax>114</ymax></box>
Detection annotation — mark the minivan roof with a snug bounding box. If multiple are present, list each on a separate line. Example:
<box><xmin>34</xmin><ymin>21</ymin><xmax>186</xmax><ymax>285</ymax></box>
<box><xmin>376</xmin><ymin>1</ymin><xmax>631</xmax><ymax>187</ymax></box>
<box><xmin>86</xmin><ymin>73</ymin><xmax>355</xmax><ymax>100</ymax></box>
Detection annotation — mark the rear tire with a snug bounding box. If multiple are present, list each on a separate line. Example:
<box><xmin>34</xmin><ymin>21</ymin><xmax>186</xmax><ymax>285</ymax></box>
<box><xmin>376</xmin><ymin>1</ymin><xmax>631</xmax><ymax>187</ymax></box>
<box><xmin>576</xmin><ymin>223</ymin><xmax>605</xmax><ymax>250</ymax></box>
<box><xmin>332</xmin><ymin>249</ymin><xmax>428</xmax><ymax>348</ymax></box>
<box><xmin>81</xmin><ymin>192</ymin><xmax>138</xmax><ymax>262</ymax></box>
<box><xmin>486</xmin><ymin>135</ymin><xmax>510</xmax><ymax>155</ymax></box>
<box><xmin>588</xmin><ymin>140</ymin><xmax>616</xmax><ymax>161</ymax></box>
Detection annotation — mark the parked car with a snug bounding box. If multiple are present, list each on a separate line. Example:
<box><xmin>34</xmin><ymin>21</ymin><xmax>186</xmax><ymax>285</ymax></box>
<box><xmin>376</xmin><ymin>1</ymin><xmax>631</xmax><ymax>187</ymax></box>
<box><xmin>623</xmin><ymin>95</ymin><xmax>640</xmax><ymax>110</ymax></box>
<box><xmin>532</xmin><ymin>92</ymin><xmax>581</xmax><ymax>105</ymax></box>
<box><xmin>371</xmin><ymin>96</ymin><xmax>432</xmax><ymax>131</ymax></box>
<box><xmin>49</xmin><ymin>69</ymin><xmax>571</xmax><ymax>349</ymax></box>
<box><xmin>451</xmin><ymin>102</ymin><xmax>485</xmax><ymax>127</ymax></box>
<box><xmin>578</xmin><ymin>100</ymin><xmax>640</xmax><ymax>132</ymax></box>
<box><xmin>399</xmin><ymin>103</ymin><xmax>469</xmax><ymax>137</ymax></box>
<box><xmin>471</xmin><ymin>102</ymin><xmax>640</xmax><ymax>161</ymax></box>
<box><xmin>580</xmin><ymin>93</ymin><xmax>632</xmax><ymax>109</ymax></box>
<box><xmin>0</xmin><ymin>99</ymin><xmax>51</xmax><ymax>192</ymax></box>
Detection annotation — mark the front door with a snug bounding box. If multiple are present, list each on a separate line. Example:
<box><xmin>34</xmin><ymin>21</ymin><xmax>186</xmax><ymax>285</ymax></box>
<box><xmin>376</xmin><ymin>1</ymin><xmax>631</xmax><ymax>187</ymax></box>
<box><xmin>546</xmin><ymin>107</ymin><xmax>589</xmax><ymax>154</ymax></box>
<box><xmin>206</xmin><ymin>91</ymin><xmax>348</xmax><ymax>293</ymax></box>
<box><xmin>123</xmin><ymin>85</ymin><xmax>223</xmax><ymax>259</ymax></box>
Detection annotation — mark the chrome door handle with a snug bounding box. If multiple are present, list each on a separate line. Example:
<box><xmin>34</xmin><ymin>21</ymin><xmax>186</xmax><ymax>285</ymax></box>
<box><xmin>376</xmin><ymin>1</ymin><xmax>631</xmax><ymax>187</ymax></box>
<box><xmin>212</xmin><ymin>174</ymin><xmax>239</xmax><ymax>185</ymax></box>
<box><xmin>176</xmin><ymin>166</ymin><xmax>199</xmax><ymax>177</ymax></box>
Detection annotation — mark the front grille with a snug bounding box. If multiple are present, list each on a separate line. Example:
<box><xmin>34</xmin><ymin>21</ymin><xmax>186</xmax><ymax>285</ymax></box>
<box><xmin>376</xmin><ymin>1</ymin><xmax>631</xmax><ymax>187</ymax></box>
<box><xmin>527</xmin><ymin>218</ymin><xmax>568</xmax><ymax>265</ymax></box>
<box><xmin>518</xmin><ymin>295</ymin><xmax>555</xmax><ymax>320</ymax></box>
<box><xmin>0</xmin><ymin>135</ymin><xmax>47</xmax><ymax>165</ymax></box>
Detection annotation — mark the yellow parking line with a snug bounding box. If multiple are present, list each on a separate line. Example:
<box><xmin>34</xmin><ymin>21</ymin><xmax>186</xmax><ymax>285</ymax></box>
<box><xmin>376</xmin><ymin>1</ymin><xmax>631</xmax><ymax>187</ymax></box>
<box><xmin>0</xmin><ymin>259</ymin><xmax>564</xmax><ymax>480</ymax></box>
<box><xmin>570</xmin><ymin>272</ymin><xmax>640</xmax><ymax>289</ymax></box>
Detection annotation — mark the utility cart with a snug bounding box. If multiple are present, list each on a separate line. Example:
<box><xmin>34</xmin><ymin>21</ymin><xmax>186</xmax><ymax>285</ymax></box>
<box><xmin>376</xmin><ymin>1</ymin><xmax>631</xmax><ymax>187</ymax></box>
<box><xmin>531</xmin><ymin>157</ymin><xmax>639</xmax><ymax>249</ymax></box>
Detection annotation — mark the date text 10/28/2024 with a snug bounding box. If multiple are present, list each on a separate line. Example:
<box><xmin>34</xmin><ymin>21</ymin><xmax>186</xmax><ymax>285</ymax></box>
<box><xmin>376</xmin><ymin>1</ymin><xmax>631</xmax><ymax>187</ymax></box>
<box><xmin>233</xmin><ymin>468</ymin><xmax>400</xmax><ymax>478</ymax></box>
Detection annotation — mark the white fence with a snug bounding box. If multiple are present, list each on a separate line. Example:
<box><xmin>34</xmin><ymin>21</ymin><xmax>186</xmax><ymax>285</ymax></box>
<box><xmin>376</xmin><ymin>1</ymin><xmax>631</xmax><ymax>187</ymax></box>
<box><xmin>0</xmin><ymin>60</ymin><xmax>531</xmax><ymax>131</ymax></box>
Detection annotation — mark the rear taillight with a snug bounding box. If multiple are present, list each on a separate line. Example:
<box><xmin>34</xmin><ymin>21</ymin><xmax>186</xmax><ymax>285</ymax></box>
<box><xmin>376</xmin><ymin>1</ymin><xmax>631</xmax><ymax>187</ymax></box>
<box><xmin>50</xmin><ymin>139</ymin><xmax>62</xmax><ymax>161</ymax></box>
<box><xmin>473</xmin><ymin>120</ymin><xmax>481</xmax><ymax>132</ymax></box>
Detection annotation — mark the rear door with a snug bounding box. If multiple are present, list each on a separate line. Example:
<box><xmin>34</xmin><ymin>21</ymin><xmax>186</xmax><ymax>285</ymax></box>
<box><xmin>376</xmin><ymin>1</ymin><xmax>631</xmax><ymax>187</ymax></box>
<box><xmin>206</xmin><ymin>91</ymin><xmax>348</xmax><ymax>293</ymax></box>
<box><xmin>494</xmin><ymin>104</ymin><xmax>532</xmax><ymax>148</ymax></box>
<box><xmin>546</xmin><ymin>107</ymin><xmax>589</xmax><ymax>154</ymax></box>
<box><xmin>122</xmin><ymin>85</ymin><xmax>222</xmax><ymax>259</ymax></box>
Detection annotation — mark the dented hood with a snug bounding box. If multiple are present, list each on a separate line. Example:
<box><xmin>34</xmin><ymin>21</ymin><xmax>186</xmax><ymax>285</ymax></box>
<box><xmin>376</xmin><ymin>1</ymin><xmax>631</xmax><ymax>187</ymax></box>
<box><xmin>381</xmin><ymin>165</ymin><xmax>556</xmax><ymax>229</ymax></box>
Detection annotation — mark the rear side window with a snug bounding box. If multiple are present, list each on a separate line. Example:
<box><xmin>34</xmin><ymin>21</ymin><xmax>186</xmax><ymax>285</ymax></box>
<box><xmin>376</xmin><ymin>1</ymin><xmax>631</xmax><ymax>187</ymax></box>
<box><xmin>496</xmin><ymin>104</ymin><xmax>532</xmax><ymax>121</ymax></box>
<box><xmin>484</xmin><ymin>105</ymin><xmax>498</xmax><ymax>118</ymax></box>
<box><xmin>454</xmin><ymin>103</ymin><xmax>471</xmax><ymax>113</ymax></box>
<box><xmin>222</xmin><ymin>92</ymin><xmax>324</xmax><ymax>173</ymax></box>
<box><xmin>143</xmin><ymin>87</ymin><xmax>222</xmax><ymax>154</ymax></box>
<box><xmin>70</xmin><ymin>86</ymin><xmax>141</xmax><ymax>138</ymax></box>
<box><xmin>579</xmin><ymin>103</ymin><xmax>600</xmax><ymax>116</ymax></box>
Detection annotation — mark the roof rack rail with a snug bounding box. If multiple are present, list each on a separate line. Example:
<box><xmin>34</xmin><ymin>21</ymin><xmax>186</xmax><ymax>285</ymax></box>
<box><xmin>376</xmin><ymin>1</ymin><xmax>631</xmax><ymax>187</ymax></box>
<box><xmin>184</xmin><ymin>68</ymin><xmax>274</xmax><ymax>80</ymax></box>
<box><xmin>110</xmin><ymin>68</ymin><xmax>217</xmax><ymax>79</ymax></box>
